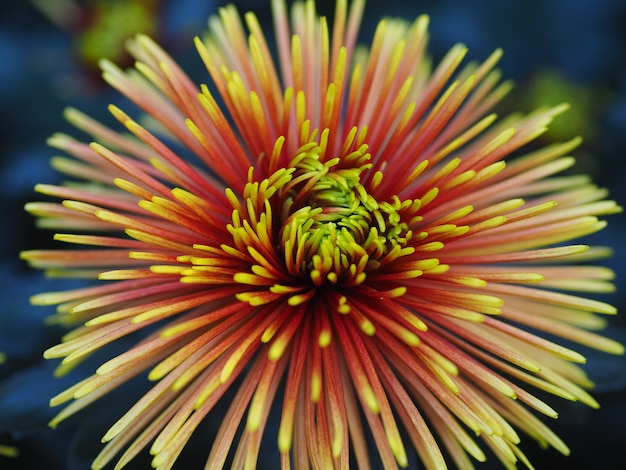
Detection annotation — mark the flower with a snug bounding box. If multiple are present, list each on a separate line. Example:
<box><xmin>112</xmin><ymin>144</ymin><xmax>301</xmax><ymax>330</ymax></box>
<box><xmin>21</xmin><ymin>0</ymin><xmax>623</xmax><ymax>468</ymax></box>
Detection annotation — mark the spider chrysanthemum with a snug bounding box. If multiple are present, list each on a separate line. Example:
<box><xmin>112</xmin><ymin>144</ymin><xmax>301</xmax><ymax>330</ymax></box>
<box><xmin>22</xmin><ymin>0</ymin><xmax>622</xmax><ymax>469</ymax></box>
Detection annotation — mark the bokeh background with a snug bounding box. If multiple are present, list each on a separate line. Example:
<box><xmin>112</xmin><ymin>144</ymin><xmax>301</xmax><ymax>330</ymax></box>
<box><xmin>1</xmin><ymin>0</ymin><xmax>625</xmax><ymax>469</ymax></box>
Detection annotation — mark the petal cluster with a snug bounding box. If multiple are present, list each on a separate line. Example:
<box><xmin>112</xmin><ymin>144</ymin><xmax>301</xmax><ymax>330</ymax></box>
<box><xmin>21</xmin><ymin>0</ymin><xmax>622</xmax><ymax>469</ymax></box>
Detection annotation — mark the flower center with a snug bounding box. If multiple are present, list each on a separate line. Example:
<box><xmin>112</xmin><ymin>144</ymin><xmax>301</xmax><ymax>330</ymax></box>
<box><xmin>278</xmin><ymin>143</ymin><xmax>414</xmax><ymax>286</ymax></box>
<box><xmin>183</xmin><ymin>130</ymin><xmax>423</xmax><ymax>307</ymax></box>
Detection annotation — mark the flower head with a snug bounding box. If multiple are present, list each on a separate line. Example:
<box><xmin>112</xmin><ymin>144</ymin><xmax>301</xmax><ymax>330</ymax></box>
<box><xmin>22</xmin><ymin>0</ymin><xmax>622</xmax><ymax>468</ymax></box>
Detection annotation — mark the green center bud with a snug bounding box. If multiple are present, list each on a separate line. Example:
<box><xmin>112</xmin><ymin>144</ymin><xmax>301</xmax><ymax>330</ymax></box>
<box><xmin>278</xmin><ymin>139</ymin><xmax>415</xmax><ymax>286</ymax></box>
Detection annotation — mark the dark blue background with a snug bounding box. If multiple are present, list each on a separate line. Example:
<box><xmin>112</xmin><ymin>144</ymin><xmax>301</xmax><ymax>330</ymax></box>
<box><xmin>1</xmin><ymin>1</ymin><xmax>625</xmax><ymax>469</ymax></box>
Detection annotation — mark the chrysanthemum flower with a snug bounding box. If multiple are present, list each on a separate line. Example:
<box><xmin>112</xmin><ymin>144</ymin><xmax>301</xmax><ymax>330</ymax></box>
<box><xmin>21</xmin><ymin>0</ymin><xmax>622</xmax><ymax>468</ymax></box>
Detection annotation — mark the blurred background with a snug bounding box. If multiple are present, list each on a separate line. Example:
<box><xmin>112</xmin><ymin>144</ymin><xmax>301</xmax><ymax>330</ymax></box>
<box><xmin>1</xmin><ymin>0</ymin><xmax>625</xmax><ymax>468</ymax></box>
